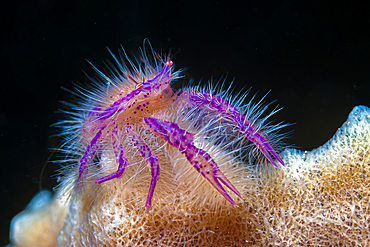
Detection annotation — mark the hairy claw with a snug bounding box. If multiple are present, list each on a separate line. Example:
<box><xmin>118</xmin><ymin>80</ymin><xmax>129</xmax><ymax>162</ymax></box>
<box><xmin>144</xmin><ymin>117</ymin><xmax>242</xmax><ymax>204</ymax></box>
<box><xmin>184</xmin><ymin>91</ymin><xmax>285</xmax><ymax>168</ymax></box>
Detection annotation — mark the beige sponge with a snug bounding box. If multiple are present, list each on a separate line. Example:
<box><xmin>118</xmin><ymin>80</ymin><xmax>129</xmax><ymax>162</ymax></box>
<box><xmin>9</xmin><ymin>105</ymin><xmax>370</xmax><ymax>246</ymax></box>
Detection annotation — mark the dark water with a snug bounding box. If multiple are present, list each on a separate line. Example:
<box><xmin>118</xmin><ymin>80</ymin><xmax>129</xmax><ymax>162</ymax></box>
<box><xmin>1</xmin><ymin>0</ymin><xmax>369</xmax><ymax>245</ymax></box>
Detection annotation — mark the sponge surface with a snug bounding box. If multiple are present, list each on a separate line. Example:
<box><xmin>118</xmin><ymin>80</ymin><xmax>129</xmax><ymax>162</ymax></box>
<box><xmin>10</xmin><ymin>106</ymin><xmax>370</xmax><ymax>246</ymax></box>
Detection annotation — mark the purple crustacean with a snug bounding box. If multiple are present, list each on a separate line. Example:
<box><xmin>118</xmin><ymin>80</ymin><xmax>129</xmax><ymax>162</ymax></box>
<box><xmin>69</xmin><ymin>43</ymin><xmax>286</xmax><ymax>211</ymax></box>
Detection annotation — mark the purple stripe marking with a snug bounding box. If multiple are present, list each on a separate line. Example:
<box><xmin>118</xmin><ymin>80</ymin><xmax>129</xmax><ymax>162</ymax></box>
<box><xmin>78</xmin><ymin>128</ymin><xmax>103</xmax><ymax>181</ymax></box>
<box><xmin>125</xmin><ymin>126</ymin><xmax>160</xmax><ymax>210</ymax></box>
<box><xmin>95</xmin><ymin>128</ymin><xmax>129</xmax><ymax>184</ymax></box>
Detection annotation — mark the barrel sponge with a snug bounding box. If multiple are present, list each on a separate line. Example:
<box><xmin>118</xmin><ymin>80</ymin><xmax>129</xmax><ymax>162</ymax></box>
<box><xmin>9</xmin><ymin>105</ymin><xmax>370</xmax><ymax>246</ymax></box>
<box><xmin>265</xmin><ymin>105</ymin><xmax>370</xmax><ymax>245</ymax></box>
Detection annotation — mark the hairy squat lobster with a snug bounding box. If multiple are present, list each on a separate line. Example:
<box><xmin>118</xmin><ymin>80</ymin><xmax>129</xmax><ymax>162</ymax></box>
<box><xmin>72</xmin><ymin>45</ymin><xmax>286</xmax><ymax>211</ymax></box>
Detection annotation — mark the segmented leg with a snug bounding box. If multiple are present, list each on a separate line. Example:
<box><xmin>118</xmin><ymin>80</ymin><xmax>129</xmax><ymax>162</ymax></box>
<box><xmin>78</xmin><ymin>128</ymin><xmax>103</xmax><ymax>181</ymax></box>
<box><xmin>125</xmin><ymin>126</ymin><xmax>160</xmax><ymax>210</ymax></box>
<box><xmin>95</xmin><ymin>127</ymin><xmax>129</xmax><ymax>184</ymax></box>
<box><xmin>183</xmin><ymin>92</ymin><xmax>285</xmax><ymax>168</ymax></box>
<box><xmin>143</xmin><ymin>117</ymin><xmax>242</xmax><ymax>205</ymax></box>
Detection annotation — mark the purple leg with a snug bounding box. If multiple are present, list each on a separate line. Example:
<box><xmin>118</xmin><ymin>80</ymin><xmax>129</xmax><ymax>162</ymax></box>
<box><xmin>184</xmin><ymin>92</ymin><xmax>285</xmax><ymax>168</ymax></box>
<box><xmin>144</xmin><ymin>117</ymin><xmax>242</xmax><ymax>205</ymax></box>
<box><xmin>78</xmin><ymin>128</ymin><xmax>103</xmax><ymax>181</ymax></box>
<box><xmin>96</xmin><ymin>128</ymin><xmax>129</xmax><ymax>184</ymax></box>
<box><xmin>125</xmin><ymin>126</ymin><xmax>160</xmax><ymax>211</ymax></box>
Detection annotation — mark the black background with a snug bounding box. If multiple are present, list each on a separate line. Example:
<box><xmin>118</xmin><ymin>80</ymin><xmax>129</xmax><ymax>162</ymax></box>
<box><xmin>1</xmin><ymin>0</ymin><xmax>369</xmax><ymax>244</ymax></box>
